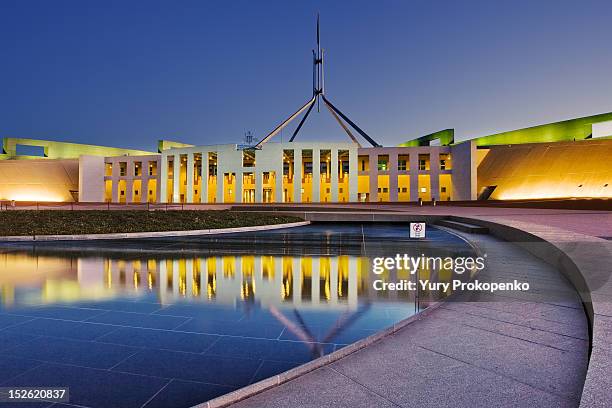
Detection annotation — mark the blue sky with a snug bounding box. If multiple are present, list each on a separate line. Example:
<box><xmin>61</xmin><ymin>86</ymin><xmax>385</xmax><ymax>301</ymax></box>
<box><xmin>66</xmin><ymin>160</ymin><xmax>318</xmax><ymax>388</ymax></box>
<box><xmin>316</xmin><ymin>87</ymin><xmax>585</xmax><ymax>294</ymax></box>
<box><xmin>1</xmin><ymin>0</ymin><xmax>611</xmax><ymax>150</ymax></box>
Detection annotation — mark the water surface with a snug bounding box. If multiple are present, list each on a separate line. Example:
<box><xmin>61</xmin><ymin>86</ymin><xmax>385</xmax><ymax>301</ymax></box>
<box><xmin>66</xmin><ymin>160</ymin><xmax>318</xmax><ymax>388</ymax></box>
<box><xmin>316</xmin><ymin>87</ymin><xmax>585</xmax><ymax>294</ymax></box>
<box><xmin>0</xmin><ymin>223</ymin><xmax>473</xmax><ymax>408</ymax></box>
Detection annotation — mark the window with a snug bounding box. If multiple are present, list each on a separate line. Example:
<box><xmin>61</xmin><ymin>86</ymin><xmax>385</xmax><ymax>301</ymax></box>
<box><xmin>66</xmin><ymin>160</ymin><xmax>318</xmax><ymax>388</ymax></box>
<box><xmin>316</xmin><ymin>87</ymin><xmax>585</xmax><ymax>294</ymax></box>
<box><xmin>418</xmin><ymin>154</ymin><xmax>430</xmax><ymax>171</ymax></box>
<box><xmin>377</xmin><ymin>188</ymin><xmax>382</xmax><ymax>193</ymax></box>
<box><xmin>134</xmin><ymin>190</ymin><xmax>139</xmax><ymax>195</ymax></box>
<box><xmin>361</xmin><ymin>160</ymin><xmax>366</xmax><ymax>171</ymax></box>
<box><xmin>439</xmin><ymin>153</ymin><xmax>451</xmax><ymax>170</ymax></box>
<box><xmin>377</xmin><ymin>155</ymin><xmax>389</xmax><ymax>171</ymax></box>
<box><xmin>441</xmin><ymin>187</ymin><xmax>447</xmax><ymax>193</ymax></box>
<box><xmin>383</xmin><ymin>188</ymin><xmax>388</xmax><ymax>193</ymax></box>
<box><xmin>119</xmin><ymin>162</ymin><xmax>127</xmax><ymax>176</ymax></box>
<box><xmin>105</xmin><ymin>163</ymin><xmax>113</xmax><ymax>176</ymax></box>
<box><xmin>398</xmin><ymin>160</ymin><xmax>407</xmax><ymax>171</ymax></box>
<box><xmin>148</xmin><ymin>161</ymin><xmax>157</xmax><ymax>176</ymax></box>
<box><xmin>342</xmin><ymin>161</ymin><xmax>349</xmax><ymax>173</ymax></box>
<box><xmin>304</xmin><ymin>162</ymin><xmax>313</xmax><ymax>174</ymax></box>
<box><xmin>326</xmin><ymin>188</ymin><xmax>330</xmax><ymax>193</ymax></box>
<box><xmin>339</xmin><ymin>188</ymin><xmax>343</xmax><ymax>193</ymax></box>
<box><xmin>402</xmin><ymin>187</ymin><xmax>407</xmax><ymax>193</ymax></box>
<box><xmin>149</xmin><ymin>190</ymin><xmax>153</xmax><ymax>195</ymax></box>
<box><xmin>120</xmin><ymin>190</ymin><xmax>125</xmax><ymax>196</ymax></box>
<box><xmin>134</xmin><ymin>162</ymin><xmax>142</xmax><ymax>176</ymax></box>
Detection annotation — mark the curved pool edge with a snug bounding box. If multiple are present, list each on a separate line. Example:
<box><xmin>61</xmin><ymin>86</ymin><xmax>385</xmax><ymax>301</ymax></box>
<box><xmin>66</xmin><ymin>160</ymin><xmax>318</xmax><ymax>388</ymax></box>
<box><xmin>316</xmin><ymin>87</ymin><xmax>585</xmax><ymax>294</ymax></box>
<box><xmin>447</xmin><ymin>215</ymin><xmax>610</xmax><ymax>408</ymax></box>
<box><xmin>194</xmin><ymin>215</ymin><xmax>606</xmax><ymax>408</ymax></box>
<box><xmin>194</xmin><ymin>224</ymin><xmax>486</xmax><ymax>408</ymax></box>
<box><xmin>194</xmin><ymin>295</ymin><xmax>451</xmax><ymax>408</ymax></box>
<box><xmin>0</xmin><ymin>220</ymin><xmax>311</xmax><ymax>242</ymax></box>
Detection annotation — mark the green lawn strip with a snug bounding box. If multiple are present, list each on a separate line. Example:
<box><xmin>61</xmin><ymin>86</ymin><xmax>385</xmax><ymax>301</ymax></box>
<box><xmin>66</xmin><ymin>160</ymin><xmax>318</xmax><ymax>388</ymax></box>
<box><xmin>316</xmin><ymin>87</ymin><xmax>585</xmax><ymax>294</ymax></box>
<box><xmin>0</xmin><ymin>210</ymin><xmax>302</xmax><ymax>236</ymax></box>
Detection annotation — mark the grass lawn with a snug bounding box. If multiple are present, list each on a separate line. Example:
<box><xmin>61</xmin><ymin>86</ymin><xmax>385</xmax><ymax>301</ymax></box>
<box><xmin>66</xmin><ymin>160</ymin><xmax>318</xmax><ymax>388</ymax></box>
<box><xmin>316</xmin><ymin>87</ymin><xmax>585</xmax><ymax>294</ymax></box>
<box><xmin>0</xmin><ymin>210</ymin><xmax>302</xmax><ymax>236</ymax></box>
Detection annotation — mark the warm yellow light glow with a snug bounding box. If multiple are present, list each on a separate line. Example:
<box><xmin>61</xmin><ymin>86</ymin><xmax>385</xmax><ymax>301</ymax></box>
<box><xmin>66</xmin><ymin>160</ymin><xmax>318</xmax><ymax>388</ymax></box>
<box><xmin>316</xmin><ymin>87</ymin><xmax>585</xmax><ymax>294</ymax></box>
<box><xmin>5</xmin><ymin>192</ymin><xmax>65</xmax><ymax>202</ymax></box>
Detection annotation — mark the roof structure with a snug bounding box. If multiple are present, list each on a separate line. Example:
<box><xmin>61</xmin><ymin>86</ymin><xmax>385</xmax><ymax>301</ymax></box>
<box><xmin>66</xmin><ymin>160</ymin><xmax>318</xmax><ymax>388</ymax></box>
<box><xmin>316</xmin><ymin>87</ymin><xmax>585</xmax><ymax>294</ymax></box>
<box><xmin>255</xmin><ymin>15</ymin><xmax>381</xmax><ymax>149</ymax></box>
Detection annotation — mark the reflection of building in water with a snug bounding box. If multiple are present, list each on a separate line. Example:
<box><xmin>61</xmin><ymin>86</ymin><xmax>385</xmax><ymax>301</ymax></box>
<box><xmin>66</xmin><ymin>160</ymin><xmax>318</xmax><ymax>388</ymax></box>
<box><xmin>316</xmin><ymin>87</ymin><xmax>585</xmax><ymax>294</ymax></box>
<box><xmin>0</xmin><ymin>252</ymin><xmax>462</xmax><ymax>309</ymax></box>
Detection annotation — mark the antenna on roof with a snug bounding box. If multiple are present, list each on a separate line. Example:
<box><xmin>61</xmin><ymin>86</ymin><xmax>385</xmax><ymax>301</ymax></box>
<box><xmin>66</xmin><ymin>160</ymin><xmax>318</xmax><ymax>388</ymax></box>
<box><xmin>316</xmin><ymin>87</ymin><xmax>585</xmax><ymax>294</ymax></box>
<box><xmin>237</xmin><ymin>130</ymin><xmax>260</xmax><ymax>150</ymax></box>
<box><xmin>255</xmin><ymin>15</ymin><xmax>381</xmax><ymax>148</ymax></box>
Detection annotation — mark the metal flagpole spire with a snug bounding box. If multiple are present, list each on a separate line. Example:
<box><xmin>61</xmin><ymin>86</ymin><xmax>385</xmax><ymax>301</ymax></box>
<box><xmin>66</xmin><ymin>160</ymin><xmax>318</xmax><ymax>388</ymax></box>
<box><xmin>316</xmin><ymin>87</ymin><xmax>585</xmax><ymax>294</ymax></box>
<box><xmin>255</xmin><ymin>15</ymin><xmax>381</xmax><ymax>149</ymax></box>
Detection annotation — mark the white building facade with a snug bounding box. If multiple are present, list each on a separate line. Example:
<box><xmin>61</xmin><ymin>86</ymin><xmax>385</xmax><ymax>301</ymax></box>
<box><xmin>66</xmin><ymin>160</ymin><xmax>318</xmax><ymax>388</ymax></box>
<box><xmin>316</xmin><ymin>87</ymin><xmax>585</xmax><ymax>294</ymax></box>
<box><xmin>79</xmin><ymin>140</ymin><xmax>476</xmax><ymax>204</ymax></box>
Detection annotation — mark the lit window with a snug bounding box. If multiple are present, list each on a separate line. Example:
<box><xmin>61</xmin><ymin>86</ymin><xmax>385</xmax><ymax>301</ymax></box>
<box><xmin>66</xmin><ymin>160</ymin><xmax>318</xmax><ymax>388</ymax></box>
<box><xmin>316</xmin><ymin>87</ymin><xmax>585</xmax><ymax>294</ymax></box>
<box><xmin>398</xmin><ymin>160</ymin><xmax>407</xmax><ymax>171</ymax></box>
<box><xmin>420</xmin><ymin>187</ymin><xmax>427</xmax><ymax>193</ymax></box>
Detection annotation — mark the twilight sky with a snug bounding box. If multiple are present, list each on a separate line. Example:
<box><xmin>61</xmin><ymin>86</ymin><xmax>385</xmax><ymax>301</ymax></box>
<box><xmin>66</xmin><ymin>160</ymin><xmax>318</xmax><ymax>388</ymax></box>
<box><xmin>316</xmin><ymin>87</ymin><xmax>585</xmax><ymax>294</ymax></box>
<box><xmin>1</xmin><ymin>0</ymin><xmax>611</xmax><ymax>151</ymax></box>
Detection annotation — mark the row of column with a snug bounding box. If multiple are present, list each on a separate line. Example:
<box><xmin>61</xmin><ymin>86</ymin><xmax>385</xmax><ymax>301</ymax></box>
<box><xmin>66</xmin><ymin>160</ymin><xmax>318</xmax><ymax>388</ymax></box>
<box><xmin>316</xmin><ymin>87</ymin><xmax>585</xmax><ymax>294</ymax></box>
<box><xmin>366</xmin><ymin>151</ymin><xmax>442</xmax><ymax>202</ymax></box>
<box><xmin>103</xmin><ymin>257</ymin><xmax>360</xmax><ymax>308</ymax></box>
<box><xmin>160</xmin><ymin>148</ymin><xmax>358</xmax><ymax>204</ymax></box>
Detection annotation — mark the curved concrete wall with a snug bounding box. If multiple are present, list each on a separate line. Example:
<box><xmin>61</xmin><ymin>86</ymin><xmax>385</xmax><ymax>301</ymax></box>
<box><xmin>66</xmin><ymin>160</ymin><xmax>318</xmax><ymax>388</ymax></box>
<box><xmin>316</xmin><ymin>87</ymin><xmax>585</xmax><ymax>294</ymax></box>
<box><xmin>0</xmin><ymin>159</ymin><xmax>78</xmax><ymax>202</ymax></box>
<box><xmin>477</xmin><ymin>139</ymin><xmax>612</xmax><ymax>199</ymax></box>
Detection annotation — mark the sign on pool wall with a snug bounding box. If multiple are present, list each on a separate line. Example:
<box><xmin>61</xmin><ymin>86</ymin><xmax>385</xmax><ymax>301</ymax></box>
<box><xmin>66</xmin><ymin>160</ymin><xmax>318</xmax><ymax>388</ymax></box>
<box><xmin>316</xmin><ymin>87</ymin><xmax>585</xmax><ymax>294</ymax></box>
<box><xmin>410</xmin><ymin>222</ymin><xmax>426</xmax><ymax>238</ymax></box>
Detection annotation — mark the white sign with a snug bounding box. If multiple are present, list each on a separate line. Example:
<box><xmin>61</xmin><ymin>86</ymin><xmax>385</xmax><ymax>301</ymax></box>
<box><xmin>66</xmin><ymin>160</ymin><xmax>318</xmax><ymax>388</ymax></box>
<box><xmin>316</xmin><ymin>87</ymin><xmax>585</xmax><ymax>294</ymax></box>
<box><xmin>410</xmin><ymin>222</ymin><xmax>426</xmax><ymax>238</ymax></box>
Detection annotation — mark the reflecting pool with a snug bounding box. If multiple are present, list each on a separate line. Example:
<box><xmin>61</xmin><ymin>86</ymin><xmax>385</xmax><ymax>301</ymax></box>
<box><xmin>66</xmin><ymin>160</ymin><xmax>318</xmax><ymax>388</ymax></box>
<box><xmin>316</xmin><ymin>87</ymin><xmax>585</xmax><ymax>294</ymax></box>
<box><xmin>0</xmin><ymin>223</ymin><xmax>474</xmax><ymax>408</ymax></box>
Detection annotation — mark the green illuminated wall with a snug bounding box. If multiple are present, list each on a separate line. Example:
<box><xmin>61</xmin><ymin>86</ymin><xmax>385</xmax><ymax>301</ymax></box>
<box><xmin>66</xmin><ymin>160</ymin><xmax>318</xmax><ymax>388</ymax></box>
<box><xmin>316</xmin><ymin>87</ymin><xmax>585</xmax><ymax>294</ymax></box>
<box><xmin>1</xmin><ymin>138</ymin><xmax>155</xmax><ymax>160</ymax></box>
<box><xmin>471</xmin><ymin>112</ymin><xmax>612</xmax><ymax>147</ymax></box>
<box><xmin>398</xmin><ymin>129</ymin><xmax>454</xmax><ymax>147</ymax></box>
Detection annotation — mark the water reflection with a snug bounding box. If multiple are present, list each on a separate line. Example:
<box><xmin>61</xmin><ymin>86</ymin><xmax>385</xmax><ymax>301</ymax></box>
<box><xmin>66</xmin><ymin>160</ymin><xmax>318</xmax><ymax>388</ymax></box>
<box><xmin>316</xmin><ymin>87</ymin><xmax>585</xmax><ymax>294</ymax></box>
<box><xmin>0</xmin><ymin>251</ymin><xmax>469</xmax><ymax>311</ymax></box>
<box><xmin>0</xmin><ymin>224</ymin><xmax>475</xmax><ymax>408</ymax></box>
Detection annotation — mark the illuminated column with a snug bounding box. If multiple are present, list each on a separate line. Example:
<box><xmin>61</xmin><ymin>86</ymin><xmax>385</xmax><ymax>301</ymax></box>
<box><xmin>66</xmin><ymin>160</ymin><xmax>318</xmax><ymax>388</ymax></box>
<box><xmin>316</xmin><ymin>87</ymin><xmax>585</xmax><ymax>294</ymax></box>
<box><xmin>348</xmin><ymin>148</ymin><xmax>358</xmax><ymax>202</ymax></box>
<box><xmin>172</xmin><ymin>260</ymin><xmax>180</xmax><ymax>297</ymax></box>
<box><xmin>430</xmin><ymin>150</ymin><xmax>440</xmax><ymax>202</ymax></box>
<box><xmin>312</xmin><ymin>148</ymin><xmax>320</xmax><ymax>202</ymax></box>
<box><xmin>330</xmin><ymin>257</ymin><xmax>338</xmax><ymax>304</ymax></box>
<box><xmin>274</xmin><ymin>256</ymin><xmax>283</xmax><ymax>303</ymax></box>
<box><xmin>389</xmin><ymin>152</ymin><xmax>398</xmax><ymax>202</ymax></box>
<box><xmin>312</xmin><ymin>257</ymin><xmax>320</xmax><ymax>305</ymax></box>
<box><xmin>293</xmin><ymin>258</ymin><xmax>301</xmax><ymax>305</ymax></box>
<box><xmin>293</xmin><ymin>148</ymin><xmax>302</xmax><ymax>203</ymax></box>
<box><xmin>216</xmin><ymin>151</ymin><xmax>228</xmax><ymax>204</ymax></box>
<box><xmin>331</xmin><ymin>149</ymin><xmax>339</xmax><ymax>202</ymax></box>
<box><xmin>125</xmin><ymin>161</ymin><xmax>134</xmax><ymax>204</ymax></box>
<box><xmin>111</xmin><ymin>160</ymin><xmax>119</xmax><ymax>203</ymax></box>
<box><xmin>186</xmin><ymin>259</ymin><xmax>194</xmax><ymax>297</ymax></box>
<box><xmin>172</xmin><ymin>156</ymin><xmax>180</xmax><ymax>203</ymax></box>
<box><xmin>255</xmin><ymin>170</ymin><xmax>263</xmax><ymax>203</ymax></box>
<box><xmin>201</xmin><ymin>151</ymin><xmax>209</xmax><ymax>203</ymax></box>
<box><xmin>369</xmin><ymin>152</ymin><xmax>378</xmax><ymax>202</ymax></box>
<box><xmin>125</xmin><ymin>179</ymin><xmax>133</xmax><ymax>204</ymax></box>
<box><xmin>160</xmin><ymin>155</ymin><xmax>168</xmax><ymax>203</ymax></box>
<box><xmin>186</xmin><ymin>152</ymin><xmax>194</xmax><ymax>203</ymax></box>
<box><xmin>348</xmin><ymin>257</ymin><xmax>358</xmax><ymax>308</ymax></box>
<box><xmin>235</xmin><ymin>171</ymin><xmax>243</xmax><ymax>203</ymax></box>
<box><xmin>409</xmin><ymin>152</ymin><xmax>419</xmax><ymax>201</ymax></box>
<box><xmin>275</xmin><ymin>157</ymin><xmax>283</xmax><ymax>203</ymax></box>
<box><xmin>200</xmin><ymin>258</ymin><xmax>207</xmax><ymax>299</ymax></box>
<box><xmin>158</xmin><ymin>260</ymin><xmax>168</xmax><ymax>303</ymax></box>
